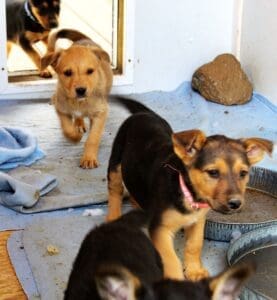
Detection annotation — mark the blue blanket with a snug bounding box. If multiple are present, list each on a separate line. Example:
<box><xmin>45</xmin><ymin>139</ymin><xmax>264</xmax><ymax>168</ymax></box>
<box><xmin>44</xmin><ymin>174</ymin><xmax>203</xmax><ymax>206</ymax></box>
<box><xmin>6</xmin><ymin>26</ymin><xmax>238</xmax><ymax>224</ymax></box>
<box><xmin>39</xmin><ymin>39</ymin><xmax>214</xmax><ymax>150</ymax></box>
<box><xmin>0</xmin><ymin>167</ymin><xmax>58</xmax><ymax>209</ymax></box>
<box><xmin>0</xmin><ymin>127</ymin><xmax>45</xmax><ymax>170</ymax></box>
<box><xmin>131</xmin><ymin>82</ymin><xmax>277</xmax><ymax>171</ymax></box>
<box><xmin>0</xmin><ymin>83</ymin><xmax>275</xmax><ymax>217</ymax></box>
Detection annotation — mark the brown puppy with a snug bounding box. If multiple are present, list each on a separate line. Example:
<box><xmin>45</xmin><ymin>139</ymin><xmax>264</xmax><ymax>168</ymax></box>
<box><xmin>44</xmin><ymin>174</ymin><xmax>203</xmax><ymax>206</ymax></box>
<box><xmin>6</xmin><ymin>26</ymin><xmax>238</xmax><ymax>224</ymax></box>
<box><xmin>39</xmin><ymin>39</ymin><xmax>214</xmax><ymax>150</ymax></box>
<box><xmin>42</xmin><ymin>29</ymin><xmax>113</xmax><ymax>168</ymax></box>
<box><xmin>106</xmin><ymin>97</ymin><xmax>273</xmax><ymax>281</ymax></box>
<box><xmin>6</xmin><ymin>0</ymin><xmax>60</xmax><ymax>78</ymax></box>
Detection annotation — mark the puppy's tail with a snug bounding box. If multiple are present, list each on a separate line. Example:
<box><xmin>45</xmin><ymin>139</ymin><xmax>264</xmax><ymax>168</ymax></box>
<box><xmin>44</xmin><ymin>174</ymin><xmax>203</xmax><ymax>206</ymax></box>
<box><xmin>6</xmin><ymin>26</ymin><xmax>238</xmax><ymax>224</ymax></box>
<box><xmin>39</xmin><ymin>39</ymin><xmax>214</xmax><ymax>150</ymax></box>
<box><xmin>47</xmin><ymin>28</ymin><xmax>91</xmax><ymax>52</ymax></box>
<box><xmin>111</xmin><ymin>96</ymin><xmax>154</xmax><ymax>115</ymax></box>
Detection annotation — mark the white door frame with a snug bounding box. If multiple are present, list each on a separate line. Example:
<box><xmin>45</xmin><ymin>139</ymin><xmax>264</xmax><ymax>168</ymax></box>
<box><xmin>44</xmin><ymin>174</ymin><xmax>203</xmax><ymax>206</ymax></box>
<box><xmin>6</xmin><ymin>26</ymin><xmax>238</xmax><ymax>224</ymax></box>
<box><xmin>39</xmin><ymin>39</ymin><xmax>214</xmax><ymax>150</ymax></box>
<box><xmin>0</xmin><ymin>1</ymin><xmax>8</xmax><ymax>93</ymax></box>
<box><xmin>0</xmin><ymin>0</ymin><xmax>135</xmax><ymax>100</ymax></box>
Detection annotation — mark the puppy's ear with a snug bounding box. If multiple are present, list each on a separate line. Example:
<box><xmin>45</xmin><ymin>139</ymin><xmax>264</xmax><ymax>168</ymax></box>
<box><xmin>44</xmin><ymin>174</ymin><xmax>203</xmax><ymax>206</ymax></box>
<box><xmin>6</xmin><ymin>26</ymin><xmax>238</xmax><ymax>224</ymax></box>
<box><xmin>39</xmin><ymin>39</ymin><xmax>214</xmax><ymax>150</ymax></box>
<box><xmin>95</xmin><ymin>264</ymin><xmax>140</xmax><ymax>300</ymax></box>
<box><xmin>41</xmin><ymin>51</ymin><xmax>62</xmax><ymax>71</ymax></box>
<box><xmin>93</xmin><ymin>49</ymin><xmax>111</xmax><ymax>63</ymax></box>
<box><xmin>241</xmin><ymin>137</ymin><xmax>273</xmax><ymax>165</ymax></box>
<box><xmin>209</xmin><ymin>263</ymin><xmax>255</xmax><ymax>300</ymax></box>
<box><xmin>172</xmin><ymin>130</ymin><xmax>206</xmax><ymax>165</ymax></box>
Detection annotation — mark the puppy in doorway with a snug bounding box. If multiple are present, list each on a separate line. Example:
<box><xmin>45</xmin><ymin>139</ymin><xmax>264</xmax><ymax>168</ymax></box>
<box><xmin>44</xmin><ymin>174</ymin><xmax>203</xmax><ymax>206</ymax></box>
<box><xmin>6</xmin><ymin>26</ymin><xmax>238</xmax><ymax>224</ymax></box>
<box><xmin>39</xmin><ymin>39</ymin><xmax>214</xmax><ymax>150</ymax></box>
<box><xmin>42</xmin><ymin>29</ymin><xmax>113</xmax><ymax>168</ymax></box>
<box><xmin>6</xmin><ymin>0</ymin><xmax>60</xmax><ymax>78</ymax></box>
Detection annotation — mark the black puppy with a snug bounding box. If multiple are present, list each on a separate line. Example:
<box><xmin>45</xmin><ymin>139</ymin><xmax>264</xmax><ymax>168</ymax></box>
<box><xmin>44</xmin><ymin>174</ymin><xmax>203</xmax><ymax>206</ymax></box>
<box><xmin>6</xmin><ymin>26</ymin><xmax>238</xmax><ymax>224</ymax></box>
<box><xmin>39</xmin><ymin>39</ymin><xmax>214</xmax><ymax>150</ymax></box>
<box><xmin>6</xmin><ymin>0</ymin><xmax>60</xmax><ymax>77</ymax></box>
<box><xmin>65</xmin><ymin>210</ymin><xmax>253</xmax><ymax>300</ymax></box>
<box><xmin>107</xmin><ymin>97</ymin><xmax>272</xmax><ymax>281</ymax></box>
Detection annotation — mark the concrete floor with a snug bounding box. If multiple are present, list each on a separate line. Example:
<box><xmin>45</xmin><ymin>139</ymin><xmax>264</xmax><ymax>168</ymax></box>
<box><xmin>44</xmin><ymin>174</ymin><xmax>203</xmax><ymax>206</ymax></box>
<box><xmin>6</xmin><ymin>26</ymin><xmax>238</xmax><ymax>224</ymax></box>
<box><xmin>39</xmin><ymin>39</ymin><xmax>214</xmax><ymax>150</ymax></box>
<box><xmin>6</xmin><ymin>217</ymin><xmax>229</xmax><ymax>299</ymax></box>
<box><xmin>1</xmin><ymin>79</ymin><xmax>276</xmax><ymax>298</ymax></box>
<box><xmin>0</xmin><ymin>97</ymin><xmax>229</xmax><ymax>299</ymax></box>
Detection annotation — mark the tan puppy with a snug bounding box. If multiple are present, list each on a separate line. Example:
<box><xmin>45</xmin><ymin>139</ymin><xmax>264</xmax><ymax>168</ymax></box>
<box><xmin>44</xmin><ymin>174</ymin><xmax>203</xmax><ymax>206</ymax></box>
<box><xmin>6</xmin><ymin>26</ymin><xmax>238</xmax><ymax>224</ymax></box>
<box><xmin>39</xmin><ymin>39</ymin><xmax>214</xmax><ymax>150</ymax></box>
<box><xmin>42</xmin><ymin>29</ymin><xmax>113</xmax><ymax>168</ymax></box>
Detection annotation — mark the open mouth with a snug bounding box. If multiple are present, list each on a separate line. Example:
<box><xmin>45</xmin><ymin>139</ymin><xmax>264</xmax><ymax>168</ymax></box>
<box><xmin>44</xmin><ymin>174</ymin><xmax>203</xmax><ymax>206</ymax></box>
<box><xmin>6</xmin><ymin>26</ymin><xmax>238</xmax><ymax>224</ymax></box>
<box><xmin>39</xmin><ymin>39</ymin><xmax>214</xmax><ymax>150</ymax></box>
<box><xmin>213</xmin><ymin>205</ymin><xmax>242</xmax><ymax>215</ymax></box>
<box><xmin>200</xmin><ymin>197</ymin><xmax>243</xmax><ymax>214</ymax></box>
<box><xmin>198</xmin><ymin>198</ymin><xmax>228</xmax><ymax>214</ymax></box>
<box><xmin>48</xmin><ymin>21</ymin><xmax>59</xmax><ymax>29</ymax></box>
<box><xmin>76</xmin><ymin>95</ymin><xmax>87</xmax><ymax>101</ymax></box>
<box><xmin>75</xmin><ymin>91</ymin><xmax>87</xmax><ymax>100</ymax></box>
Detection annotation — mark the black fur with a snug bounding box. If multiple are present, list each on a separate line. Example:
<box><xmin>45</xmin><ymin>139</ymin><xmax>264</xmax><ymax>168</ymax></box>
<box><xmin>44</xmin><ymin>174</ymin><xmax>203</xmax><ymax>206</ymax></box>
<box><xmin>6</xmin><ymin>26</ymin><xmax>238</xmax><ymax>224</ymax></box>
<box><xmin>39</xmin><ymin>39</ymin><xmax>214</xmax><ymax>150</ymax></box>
<box><xmin>64</xmin><ymin>209</ymin><xmax>252</xmax><ymax>299</ymax></box>
<box><xmin>109</xmin><ymin>97</ymin><xmax>194</xmax><ymax>229</ymax></box>
<box><xmin>152</xmin><ymin>279</ymin><xmax>212</xmax><ymax>300</ymax></box>
<box><xmin>7</xmin><ymin>0</ymin><xmax>60</xmax><ymax>38</ymax></box>
<box><xmin>8</xmin><ymin>1</ymin><xmax>37</xmax><ymax>37</ymax></box>
<box><xmin>106</xmin><ymin>96</ymin><xmax>270</xmax><ymax>285</ymax></box>
<box><xmin>64</xmin><ymin>210</ymin><xmax>163</xmax><ymax>300</ymax></box>
<box><xmin>6</xmin><ymin>0</ymin><xmax>60</xmax><ymax>76</ymax></box>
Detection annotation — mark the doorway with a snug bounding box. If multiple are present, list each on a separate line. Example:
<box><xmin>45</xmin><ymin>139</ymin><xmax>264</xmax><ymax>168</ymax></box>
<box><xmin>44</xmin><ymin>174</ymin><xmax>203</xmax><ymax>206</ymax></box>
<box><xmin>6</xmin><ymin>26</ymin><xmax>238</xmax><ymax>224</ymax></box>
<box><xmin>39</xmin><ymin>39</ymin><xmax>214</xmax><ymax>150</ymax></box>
<box><xmin>7</xmin><ymin>0</ymin><xmax>122</xmax><ymax>81</ymax></box>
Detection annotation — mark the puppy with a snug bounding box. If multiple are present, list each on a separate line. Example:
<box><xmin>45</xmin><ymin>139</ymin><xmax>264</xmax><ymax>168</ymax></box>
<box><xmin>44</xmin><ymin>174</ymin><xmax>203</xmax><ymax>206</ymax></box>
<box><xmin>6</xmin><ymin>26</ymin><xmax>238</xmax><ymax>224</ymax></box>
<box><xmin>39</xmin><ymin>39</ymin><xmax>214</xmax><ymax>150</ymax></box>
<box><xmin>6</xmin><ymin>0</ymin><xmax>60</xmax><ymax>78</ymax></box>
<box><xmin>41</xmin><ymin>29</ymin><xmax>113</xmax><ymax>168</ymax></box>
<box><xmin>65</xmin><ymin>209</ymin><xmax>254</xmax><ymax>300</ymax></box>
<box><xmin>106</xmin><ymin>97</ymin><xmax>273</xmax><ymax>281</ymax></box>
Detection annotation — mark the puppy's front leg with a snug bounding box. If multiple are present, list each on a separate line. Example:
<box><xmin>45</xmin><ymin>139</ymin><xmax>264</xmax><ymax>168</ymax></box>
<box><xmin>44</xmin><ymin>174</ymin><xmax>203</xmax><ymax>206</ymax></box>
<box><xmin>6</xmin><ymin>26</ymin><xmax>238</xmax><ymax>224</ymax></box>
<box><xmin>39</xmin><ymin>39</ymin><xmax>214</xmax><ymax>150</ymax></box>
<box><xmin>19</xmin><ymin>34</ymin><xmax>52</xmax><ymax>78</ymax></box>
<box><xmin>74</xmin><ymin>117</ymin><xmax>86</xmax><ymax>134</ymax></box>
<box><xmin>7</xmin><ymin>41</ymin><xmax>13</xmax><ymax>56</ymax></box>
<box><xmin>183</xmin><ymin>213</ymin><xmax>209</xmax><ymax>281</ymax></box>
<box><xmin>80</xmin><ymin>109</ymin><xmax>107</xmax><ymax>169</ymax></box>
<box><xmin>152</xmin><ymin>226</ymin><xmax>184</xmax><ymax>280</ymax></box>
<box><xmin>57</xmin><ymin>111</ymin><xmax>83</xmax><ymax>142</ymax></box>
<box><xmin>40</xmin><ymin>35</ymin><xmax>54</xmax><ymax>77</ymax></box>
<box><xmin>107</xmin><ymin>164</ymin><xmax>124</xmax><ymax>222</ymax></box>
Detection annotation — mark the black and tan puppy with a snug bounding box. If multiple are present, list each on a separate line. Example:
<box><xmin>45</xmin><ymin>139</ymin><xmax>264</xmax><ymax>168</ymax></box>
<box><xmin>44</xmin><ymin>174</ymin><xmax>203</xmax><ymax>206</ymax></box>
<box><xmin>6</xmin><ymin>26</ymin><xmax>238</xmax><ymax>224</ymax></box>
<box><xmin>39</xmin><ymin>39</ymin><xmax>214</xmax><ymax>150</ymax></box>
<box><xmin>6</xmin><ymin>0</ymin><xmax>60</xmax><ymax>77</ymax></box>
<box><xmin>106</xmin><ymin>97</ymin><xmax>273</xmax><ymax>281</ymax></box>
<box><xmin>65</xmin><ymin>210</ymin><xmax>253</xmax><ymax>300</ymax></box>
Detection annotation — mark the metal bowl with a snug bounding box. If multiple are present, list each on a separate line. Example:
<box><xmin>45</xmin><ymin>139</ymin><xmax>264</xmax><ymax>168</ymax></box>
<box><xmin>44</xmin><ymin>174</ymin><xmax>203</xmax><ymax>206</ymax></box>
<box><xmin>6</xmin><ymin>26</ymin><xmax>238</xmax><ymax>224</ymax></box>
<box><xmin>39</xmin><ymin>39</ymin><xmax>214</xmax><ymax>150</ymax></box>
<box><xmin>227</xmin><ymin>225</ymin><xmax>277</xmax><ymax>300</ymax></box>
<box><xmin>205</xmin><ymin>167</ymin><xmax>277</xmax><ymax>242</ymax></box>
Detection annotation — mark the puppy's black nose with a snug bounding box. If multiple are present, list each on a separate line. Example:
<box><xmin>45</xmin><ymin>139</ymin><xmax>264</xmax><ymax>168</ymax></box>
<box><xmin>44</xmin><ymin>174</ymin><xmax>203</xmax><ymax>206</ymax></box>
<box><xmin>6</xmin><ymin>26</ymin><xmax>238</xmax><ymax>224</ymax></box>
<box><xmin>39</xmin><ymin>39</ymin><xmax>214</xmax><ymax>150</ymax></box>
<box><xmin>76</xmin><ymin>87</ymin><xmax>87</xmax><ymax>97</ymax></box>
<box><xmin>228</xmin><ymin>199</ymin><xmax>241</xmax><ymax>210</ymax></box>
<box><xmin>49</xmin><ymin>20</ymin><xmax>58</xmax><ymax>28</ymax></box>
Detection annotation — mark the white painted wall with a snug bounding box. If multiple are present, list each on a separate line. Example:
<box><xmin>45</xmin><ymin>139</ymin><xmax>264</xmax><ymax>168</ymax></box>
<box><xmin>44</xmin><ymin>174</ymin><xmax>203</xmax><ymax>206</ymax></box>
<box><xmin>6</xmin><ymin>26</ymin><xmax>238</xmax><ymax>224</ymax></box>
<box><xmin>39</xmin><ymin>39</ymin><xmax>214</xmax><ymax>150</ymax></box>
<box><xmin>240</xmin><ymin>0</ymin><xmax>277</xmax><ymax>104</ymax></box>
<box><xmin>2</xmin><ymin>0</ymin><xmax>277</xmax><ymax>104</ymax></box>
<box><xmin>0</xmin><ymin>0</ymin><xmax>239</xmax><ymax>98</ymax></box>
<box><xmin>128</xmin><ymin>0</ymin><xmax>236</xmax><ymax>93</ymax></box>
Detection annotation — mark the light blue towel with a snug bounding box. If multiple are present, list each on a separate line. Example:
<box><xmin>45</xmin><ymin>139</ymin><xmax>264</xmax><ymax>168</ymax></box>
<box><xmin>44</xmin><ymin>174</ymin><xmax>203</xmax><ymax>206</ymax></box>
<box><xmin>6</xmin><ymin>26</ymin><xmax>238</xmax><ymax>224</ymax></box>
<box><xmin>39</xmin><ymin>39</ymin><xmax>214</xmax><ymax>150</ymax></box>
<box><xmin>0</xmin><ymin>127</ymin><xmax>45</xmax><ymax>170</ymax></box>
<box><xmin>0</xmin><ymin>167</ymin><xmax>58</xmax><ymax>209</ymax></box>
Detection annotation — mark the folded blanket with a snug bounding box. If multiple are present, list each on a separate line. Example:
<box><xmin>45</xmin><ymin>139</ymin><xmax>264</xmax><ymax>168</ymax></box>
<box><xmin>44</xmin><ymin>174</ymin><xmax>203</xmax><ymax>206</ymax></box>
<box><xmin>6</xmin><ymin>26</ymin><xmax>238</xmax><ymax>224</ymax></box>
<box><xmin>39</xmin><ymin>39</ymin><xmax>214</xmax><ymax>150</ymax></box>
<box><xmin>0</xmin><ymin>167</ymin><xmax>57</xmax><ymax>210</ymax></box>
<box><xmin>0</xmin><ymin>127</ymin><xmax>45</xmax><ymax>170</ymax></box>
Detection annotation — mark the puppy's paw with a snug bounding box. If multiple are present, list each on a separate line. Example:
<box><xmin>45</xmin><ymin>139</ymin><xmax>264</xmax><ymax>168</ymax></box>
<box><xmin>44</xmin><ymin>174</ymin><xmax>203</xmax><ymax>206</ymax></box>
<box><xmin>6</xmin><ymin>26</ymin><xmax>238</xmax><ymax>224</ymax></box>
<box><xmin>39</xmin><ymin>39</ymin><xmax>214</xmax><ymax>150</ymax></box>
<box><xmin>184</xmin><ymin>266</ymin><xmax>209</xmax><ymax>281</ymax></box>
<box><xmin>39</xmin><ymin>69</ymin><xmax>52</xmax><ymax>78</ymax></box>
<box><xmin>74</xmin><ymin>118</ymin><xmax>86</xmax><ymax>134</ymax></box>
<box><xmin>80</xmin><ymin>155</ymin><xmax>99</xmax><ymax>169</ymax></box>
<box><xmin>64</xmin><ymin>129</ymin><xmax>83</xmax><ymax>143</ymax></box>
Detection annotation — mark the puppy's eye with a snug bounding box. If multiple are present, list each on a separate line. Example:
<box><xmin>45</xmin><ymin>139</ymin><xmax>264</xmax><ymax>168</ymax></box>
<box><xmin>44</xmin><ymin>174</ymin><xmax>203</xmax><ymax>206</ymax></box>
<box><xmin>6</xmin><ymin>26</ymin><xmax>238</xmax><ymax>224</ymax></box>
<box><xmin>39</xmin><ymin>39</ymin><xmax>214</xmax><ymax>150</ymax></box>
<box><xmin>39</xmin><ymin>9</ymin><xmax>48</xmax><ymax>16</ymax></box>
<box><xmin>240</xmin><ymin>170</ymin><xmax>248</xmax><ymax>179</ymax></box>
<box><xmin>186</xmin><ymin>147</ymin><xmax>196</xmax><ymax>156</ymax></box>
<box><xmin>87</xmin><ymin>68</ymin><xmax>94</xmax><ymax>75</ymax></box>
<box><xmin>206</xmin><ymin>169</ymin><xmax>220</xmax><ymax>179</ymax></box>
<box><xmin>64</xmin><ymin>69</ymin><xmax>72</xmax><ymax>77</ymax></box>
